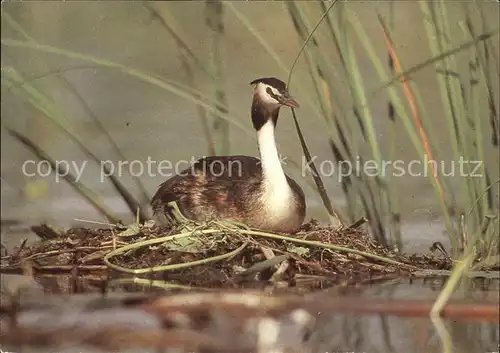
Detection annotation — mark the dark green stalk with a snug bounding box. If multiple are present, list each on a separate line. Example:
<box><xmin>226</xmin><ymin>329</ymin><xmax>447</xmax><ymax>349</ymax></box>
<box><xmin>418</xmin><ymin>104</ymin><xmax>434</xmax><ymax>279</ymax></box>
<box><xmin>57</xmin><ymin>76</ymin><xmax>152</xmax><ymax>211</ymax></box>
<box><xmin>475</xmin><ymin>4</ymin><xmax>500</xmax><ymax>148</ymax></box>
<box><xmin>463</xmin><ymin>12</ymin><xmax>499</xmax><ymax>217</ymax></box>
<box><xmin>372</xmin><ymin>31</ymin><xmax>498</xmax><ymax>95</ymax></box>
<box><xmin>350</xmin><ymin>4</ymin><xmax>456</xmax><ymax>246</ymax></box>
<box><xmin>3</xmin><ymin>69</ymin><xmax>148</xmax><ymax>222</ymax></box>
<box><xmin>319</xmin><ymin>1</ymin><xmax>367</xmax><ymax>223</ymax></box>
<box><xmin>291</xmin><ymin>109</ymin><xmax>344</xmax><ymax>226</ymax></box>
<box><xmin>324</xmin><ymin>2</ymin><xmax>390</xmax><ymax>241</ymax></box>
<box><xmin>342</xmin><ymin>8</ymin><xmax>393</xmax><ymax>244</ymax></box>
<box><xmin>437</xmin><ymin>0</ymin><xmax>476</xmax><ymax>230</ymax></box>
<box><xmin>466</xmin><ymin>6</ymin><xmax>499</xmax><ymax>148</ymax></box>
<box><xmin>3</xmin><ymin>11</ymin><xmax>150</xmax><ymax>220</ymax></box>
<box><xmin>460</xmin><ymin>22</ymin><xmax>486</xmax><ymax>232</ymax></box>
<box><xmin>285</xmin><ymin>0</ymin><xmax>344</xmax><ymax>227</ymax></box>
<box><xmin>142</xmin><ymin>2</ymin><xmax>211</xmax><ymax>78</ymax></box>
<box><xmin>205</xmin><ymin>0</ymin><xmax>230</xmax><ymax>155</ymax></box>
<box><xmin>180</xmin><ymin>57</ymin><xmax>216</xmax><ymax>156</ymax></box>
<box><xmin>317</xmin><ymin>1</ymin><xmax>390</xmax><ymax>240</ymax></box>
<box><xmin>5</xmin><ymin>128</ymin><xmax>121</xmax><ymax>224</ymax></box>
<box><xmin>382</xmin><ymin>5</ymin><xmax>402</xmax><ymax>251</ymax></box>
<box><xmin>430</xmin><ymin>1</ymin><xmax>477</xmax><ymax>252</ymax></box>
<box><xmin>0</xmin><ymin>39</ymin><xmax>255</xmax><ymax>135</ymax></box>
<box><xmin>142</xmin><ymin>2</ymin><xmax>216</xmax><ymax>155</ymax></box>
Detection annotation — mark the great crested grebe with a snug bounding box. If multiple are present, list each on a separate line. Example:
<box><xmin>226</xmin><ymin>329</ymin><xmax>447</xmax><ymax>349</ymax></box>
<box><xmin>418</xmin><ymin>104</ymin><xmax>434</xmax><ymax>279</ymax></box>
<box><xmin>151</xmin><ymin>77</ymin><xmax>306</xmax><ymax>233</ymax></box>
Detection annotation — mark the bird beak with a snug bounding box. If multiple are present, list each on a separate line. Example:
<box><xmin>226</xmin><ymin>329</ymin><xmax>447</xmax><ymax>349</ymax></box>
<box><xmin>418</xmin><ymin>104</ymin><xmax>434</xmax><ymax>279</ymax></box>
<box><xmin>280</xmin><ymin>94</ymin><xmax>300</xmax><ymax>108</ymax></box>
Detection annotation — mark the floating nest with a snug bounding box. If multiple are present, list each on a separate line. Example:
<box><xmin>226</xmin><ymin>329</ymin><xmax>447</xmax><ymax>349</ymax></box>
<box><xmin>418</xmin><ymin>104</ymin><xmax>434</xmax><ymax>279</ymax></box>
<box><xmin>1</xmin><ymin>220</ymin><xmax>499</xmax><ymax>352</ymax></box>
<box><xmin>0</xmin><ymin>219</ymin><xmax>472</xmax><ymax>294</ymax></box>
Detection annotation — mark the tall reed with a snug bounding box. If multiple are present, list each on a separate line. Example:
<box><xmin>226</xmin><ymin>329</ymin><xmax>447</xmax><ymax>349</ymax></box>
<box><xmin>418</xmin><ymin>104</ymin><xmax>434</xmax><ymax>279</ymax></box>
<box><xmin>282</xmin><ymin>0</ymin><xmax>498</xmax><ymax>260</ymax></box>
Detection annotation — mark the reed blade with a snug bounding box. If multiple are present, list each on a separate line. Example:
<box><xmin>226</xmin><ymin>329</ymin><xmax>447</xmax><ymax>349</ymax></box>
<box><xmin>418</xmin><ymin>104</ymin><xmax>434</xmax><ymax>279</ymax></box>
<box><xmin>5</xmin><ymin>128</ymin><xmax>121</xmax><ymax>224</ymax></box>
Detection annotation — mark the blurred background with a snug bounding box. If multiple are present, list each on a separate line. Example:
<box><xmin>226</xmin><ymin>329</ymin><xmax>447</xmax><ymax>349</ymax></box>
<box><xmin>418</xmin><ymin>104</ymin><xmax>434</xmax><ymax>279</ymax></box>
<box><xmin>1</xmin><ymin>1</ymin><xmax>499</xmax><ymax>254</ymax></box>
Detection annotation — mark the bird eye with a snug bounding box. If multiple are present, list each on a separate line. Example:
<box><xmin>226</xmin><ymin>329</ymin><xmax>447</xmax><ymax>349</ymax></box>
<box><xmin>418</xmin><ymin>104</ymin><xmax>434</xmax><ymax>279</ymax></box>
<box><xmin>266</xmin><ymin>87</ymin><xmax>281</xmax><ymax>101</ymax></box>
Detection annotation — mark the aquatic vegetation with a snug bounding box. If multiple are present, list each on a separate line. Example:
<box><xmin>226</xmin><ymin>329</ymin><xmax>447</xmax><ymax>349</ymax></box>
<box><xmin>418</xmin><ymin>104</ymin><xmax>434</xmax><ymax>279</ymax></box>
<box><xmin>1</xmin><ymin>1</ymin><xmax>498</xmax><ymax>266</ymax></box>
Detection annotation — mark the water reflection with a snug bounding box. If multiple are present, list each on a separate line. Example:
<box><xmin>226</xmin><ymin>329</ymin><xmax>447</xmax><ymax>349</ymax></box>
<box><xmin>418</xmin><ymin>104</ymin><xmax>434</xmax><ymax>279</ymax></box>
<box><xmin>1</xmin><ymin>275</ymin><xmax>498</xmax><ymax>353</ymax></box>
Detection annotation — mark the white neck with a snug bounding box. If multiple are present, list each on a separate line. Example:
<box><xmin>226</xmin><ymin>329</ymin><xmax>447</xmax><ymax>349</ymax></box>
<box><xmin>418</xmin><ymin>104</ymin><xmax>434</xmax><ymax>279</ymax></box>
<box><xmin>257</xmin><ymin>119</ymin><xmax>290</xmax><ymax>198</ymax></box>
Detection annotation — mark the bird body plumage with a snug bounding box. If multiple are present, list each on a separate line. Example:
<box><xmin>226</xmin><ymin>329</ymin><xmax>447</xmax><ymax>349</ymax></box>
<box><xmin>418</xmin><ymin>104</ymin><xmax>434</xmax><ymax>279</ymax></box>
<box><xmin>151</xmin><ymin>77</ymin><xmax>306</xmax><ymax>233</ymax></box>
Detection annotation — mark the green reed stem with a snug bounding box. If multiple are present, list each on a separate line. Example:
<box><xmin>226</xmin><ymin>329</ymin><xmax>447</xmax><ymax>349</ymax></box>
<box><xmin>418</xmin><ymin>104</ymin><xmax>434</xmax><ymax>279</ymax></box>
<box><xmin>205</xmin><ymin>0</ymin><xmax>230</xmax><ymax>156</ymax></box>
<box><xmin>5</xmin><ymin>128</ymin><xmax>121</xmax><ymax>223</ymax></box>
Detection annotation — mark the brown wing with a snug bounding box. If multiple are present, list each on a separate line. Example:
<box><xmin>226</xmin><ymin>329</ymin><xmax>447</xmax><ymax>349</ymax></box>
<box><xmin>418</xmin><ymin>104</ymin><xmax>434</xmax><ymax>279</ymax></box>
<box><xmin>151</xmin><ymin>156</ymin><xmax>263</xmax><ymax>217</ymax></box>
